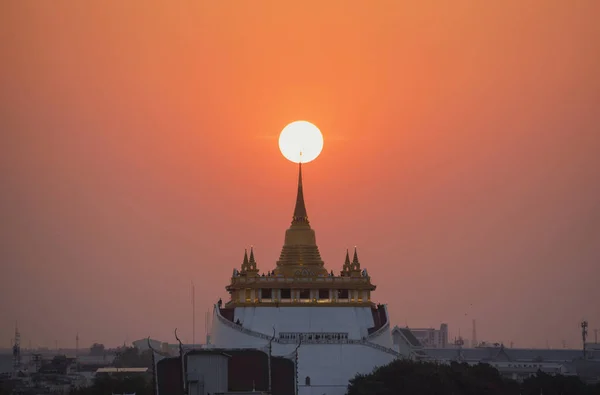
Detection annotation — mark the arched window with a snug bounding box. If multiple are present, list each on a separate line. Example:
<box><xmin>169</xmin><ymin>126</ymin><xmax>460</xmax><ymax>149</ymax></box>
<box><xmin>305</xmin><ymin>376</ymin><xmax>311</xmax><ymax>386</ymax></box>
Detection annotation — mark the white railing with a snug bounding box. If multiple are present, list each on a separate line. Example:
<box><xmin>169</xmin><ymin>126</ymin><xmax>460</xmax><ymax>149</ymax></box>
<box><xmin>278</xmin><ymin>332</ymin><xmax>350</xmax><ymax>344</ymax></box>
<box><xmin>214</xmin><ymin>305</ymin><xmax>277</xmax><ymax>342</ymax></box>
<box><xmin>367</xmin><ymin>306</ymin><xmax>390</xmax><ymax>340</ymax></box>
<box><xmin>355</xmin><ymin>340</ymin><xmax>400</xmax><ymax>357</ymax></box>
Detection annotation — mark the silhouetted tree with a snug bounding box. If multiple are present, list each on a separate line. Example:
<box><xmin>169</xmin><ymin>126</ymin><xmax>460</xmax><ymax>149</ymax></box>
<box><xmin>347</xmin><ymin>359</ymin><xmax>597</xmax><ymax>395</ymax></box>
<box><xmin>70</xmin><ymin>374</ymin><xmax>152</xmax><ymax>395</ymax></box>
<box><xmin>89</xmin><ymin>343</ymin><xmax>105</xmax><ymax>356</ymax></box>
<box><xmin>113</xmin><ymin>347</ymin><xmax>153</xmax><ymax>368</ymax></box>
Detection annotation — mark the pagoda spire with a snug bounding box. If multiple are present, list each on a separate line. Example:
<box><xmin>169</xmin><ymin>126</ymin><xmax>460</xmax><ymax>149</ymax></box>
<box><xmin>352</xmin><ymin>246</ymin><xmax>360</xmax><ymax>265</ymax></box>
<box><xmin>275</xmin><ymin>160</ymin><xmax>327</xmax><ymax>277</ymax></box>
<box><xmin>345</xmin><ymin>249</ymin><xmax>351</xmax><ymax>265</ymax></box>
<box><xmin>352</xmin><ymin>246</ymin><xmax>361</xmax><ymax>271</ymax></box>
<box><xmin>249</xmin><ymin>246</ymin><xmax>256</xmax><ymax>265</ymax></box>
<box><xmin>242</xmin><ymin>249</ymin><xmax>249</xmax><ymax>267</ymax></box>
<box><xmin>292</xmin><ymin>162</ymin><xmax>309</xmax><ymax>225</ymax></box>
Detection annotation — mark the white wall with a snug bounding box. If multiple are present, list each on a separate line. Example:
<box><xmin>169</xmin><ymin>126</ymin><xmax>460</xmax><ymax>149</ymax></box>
<box><xmin>233</xmin><ymin>306</ymin><xmax>375</xmax><ymax>339</ymax></box>
<box><xmin>296</xmin><ymin>343</ymin><xmax>395</xmax><ymax>395</ymax></box>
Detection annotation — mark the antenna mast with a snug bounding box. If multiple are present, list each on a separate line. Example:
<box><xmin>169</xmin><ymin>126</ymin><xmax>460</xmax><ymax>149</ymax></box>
<box><xmin>581</xmin><ymin>320</ymin><xmax>588</xmax><ymax>359</ymax></box>
<box><xmin>192</xmin><ymin>281</ymin><xmax>196</xmax><ymax>346</ymax></box>
<box><xmin>205</xmin><ymin>310</ymin><xmax>211</xmax><ymax>345</ymax></box>
<box><xmin>76</xmin><ymin>333</ymin><xmax>80</xmax><ymax>372</ymax></box>
<box><xmin>472</xmin><ymin>319</ymin><xmax>477</xmax><ymax>348</ymax></box>
<box><xmin>12</xmin><ymin>322</ymin><xmax>21</xmax><ymax>376</ymax></box>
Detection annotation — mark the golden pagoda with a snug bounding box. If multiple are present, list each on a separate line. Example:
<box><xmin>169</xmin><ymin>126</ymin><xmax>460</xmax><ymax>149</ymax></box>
<box><xmin>225</xmin><ymin>163</ymin><xmax>376</xmax><ymax>307</ymax></box>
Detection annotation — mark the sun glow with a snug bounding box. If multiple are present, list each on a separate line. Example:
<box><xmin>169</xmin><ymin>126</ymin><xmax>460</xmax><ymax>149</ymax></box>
<box><xmin>278</xmin><ymin>121</ymin><xmax>324</xmax><ymax>164</ymax></box>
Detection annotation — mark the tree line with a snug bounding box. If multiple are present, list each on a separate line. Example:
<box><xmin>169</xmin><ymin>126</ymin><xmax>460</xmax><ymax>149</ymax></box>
<box><xmin>347</xmin><ymin>359</ymin><xmax>600</xmax><ymax>395</ymax></box>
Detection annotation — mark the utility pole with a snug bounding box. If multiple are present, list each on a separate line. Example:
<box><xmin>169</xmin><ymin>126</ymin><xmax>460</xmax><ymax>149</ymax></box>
<box><xmin>268</xmin><ymin>327</ymin><xmax>275</xmax><ymax>394</ymax></box>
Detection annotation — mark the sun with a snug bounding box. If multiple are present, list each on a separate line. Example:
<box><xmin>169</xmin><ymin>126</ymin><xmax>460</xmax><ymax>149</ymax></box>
<box><xmin>278</xmin><ymin>121</ymin><xmax>324</xmax><ymax>164</ymax></box>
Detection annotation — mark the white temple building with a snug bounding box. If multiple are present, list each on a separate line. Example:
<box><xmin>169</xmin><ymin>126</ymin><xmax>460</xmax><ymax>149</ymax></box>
<box><xmin>207</xmin><ymin>163</ymin><xmax>400</xmax><ymax>395</ymax></box>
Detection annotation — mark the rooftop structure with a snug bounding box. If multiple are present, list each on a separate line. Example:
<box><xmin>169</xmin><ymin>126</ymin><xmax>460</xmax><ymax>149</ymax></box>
<box><xmin>224</xmin><ymin>164</ymin><xmax>376</xmax><ymax>309</ymax></box>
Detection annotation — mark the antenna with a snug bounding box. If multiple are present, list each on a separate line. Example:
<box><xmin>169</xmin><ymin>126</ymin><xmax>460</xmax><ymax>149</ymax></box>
<box><xmin>581</xmin><ymin>320</ymin><xmax>588</xmax><ymax>358</ymax></box>
<box><xmin>205</xmin><ymin>310</ymin><xmax>211</xmax><ymax>345</ymax></box>
<box><xmin>191</xmin><ymin>281</ymin><xmax>196</xmax><ymax>346</ymax></box>
<box><xmin>76</xmin><ymin>333</ymin><xmax>80</xmax><ymax>372</ymax></box>
<box><xmin>12</xmin><ymin>322</ymin><xmax>21</xmax><ymax>376</ymax></box>
<box><xmin>594</xmin><ymin>329</ymin><xmax>598</xmax><ymax>344</ymax></box>
<box><xmin>472</xmin><ymin>319</ymin><xmax>477</xmax><ymax>348</ymax></box>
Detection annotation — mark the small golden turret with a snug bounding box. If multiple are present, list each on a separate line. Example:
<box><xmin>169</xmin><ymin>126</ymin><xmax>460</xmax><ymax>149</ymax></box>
<box><xmin>342</xmin><ymin>247</ymin><xmax>362</xmax><ymax>277</ymax></box>
<box><xmin>240</xmin><ymin>247</ymin><xmax>259</xmax><ymax>277</ymax></box>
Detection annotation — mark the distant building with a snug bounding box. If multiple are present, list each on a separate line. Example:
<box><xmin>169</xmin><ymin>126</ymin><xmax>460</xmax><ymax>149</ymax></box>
<box><xmin>407</xmin><ymin>324</ymin><xmax>449</xmax><ymax>348</ymax></box>
<box><xmin>391</xmin><ymin>326</ymin><xmax>429</xmax><ymax>360</ymax></box>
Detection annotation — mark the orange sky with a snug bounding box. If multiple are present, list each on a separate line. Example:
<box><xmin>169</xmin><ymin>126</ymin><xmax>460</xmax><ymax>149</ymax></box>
<box><xmin>1</xmin><ymin>1</ymin><xmax>599</xmax><ymax>349</ymax></box>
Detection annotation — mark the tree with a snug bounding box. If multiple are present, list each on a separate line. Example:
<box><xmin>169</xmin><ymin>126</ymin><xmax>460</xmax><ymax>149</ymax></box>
<box><xmin>90</xmin><ymin>343</ymin><xmax>105</xmax><ymax>356</ymax></box>
<box><xmin>347</xmin><ymin>359</ymin><xmax>596</xmax><ymax>395</ymax></box>
<box><xmin>70</xmin><ymin>374</ymin><xmax>152</xmax><ymax>395</ymax></box>
<box><xmin>113</xmin><ymin>347</ymin><xmax>153</xmax><ymax>368</ymax></box>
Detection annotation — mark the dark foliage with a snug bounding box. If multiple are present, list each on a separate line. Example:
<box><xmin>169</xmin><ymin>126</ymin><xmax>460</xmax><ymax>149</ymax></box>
<box><xmin>89</xmin><ymin>343</ymin><xmax>105</xmax><ymax>356</ymax></box>
<box><xmin>113</xmin><ymin>347</ymin><xmax>154</xmax><ymax>368</ymax></box>
<box><xmin>0</xmin><ymin>380</ymin><xmax>15</xmax><ymax>395</ymax></box>
<box><xmin>347</xmin><ymin>360</ymin><xmax>600</xmax><ymax>395</ymax></box>
<box><xmin>70</xmin><ymin>374</ymin><xmax>152</xmax><ymax>395</ymax></box>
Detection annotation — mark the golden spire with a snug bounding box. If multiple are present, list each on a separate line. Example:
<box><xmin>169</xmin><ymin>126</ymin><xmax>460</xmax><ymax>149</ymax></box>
<box><xmin>292</xmin><ymin>162</ymin><xmax>309</xmax><ymax>226</ymax></box>
<box><xmin>274</xmin><ymin>162</ymin><xmax>327</xmax><ymax>277</ymax></box>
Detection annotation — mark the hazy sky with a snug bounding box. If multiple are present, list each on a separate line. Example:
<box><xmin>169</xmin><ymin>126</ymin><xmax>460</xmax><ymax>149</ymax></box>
<box><xmin>1</xmin><ymin>1</ymin><xmax>599</xmax><ymax>350</ymax></box>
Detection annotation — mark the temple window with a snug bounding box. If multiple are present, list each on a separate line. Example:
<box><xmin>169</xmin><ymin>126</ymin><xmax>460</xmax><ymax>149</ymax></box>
<box><xmin>318</xmin><ymin>289</ymin><xmax>329</xmax><ymax>300</ymax></box>
<box><xmin>338</xmin><ymin>289</ymin><xmax>349</xmax><ymax>299</ymax></box>
<box><xmin>305</xmin><ymin>376</ymin><xmax>311</xmax><ymax>386</ymax></box>
<box><xmin>281</xmin><ymin>288</ymin><xmax>291</xmax><ymax>299</ymax></box>
<box><xmin>245</xmin><ymin>289</ymin><xmax>252</xmax><ymax>302</ymax></box>
<box><xmin>261</xmin><ymin>288</ymin><xmax>272</xmax><ymax>299</ymax></box>
<box><xmin>298</xmin><ymin>289</ymin><xmax>311</xmax><ymax>300</ymax></box>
